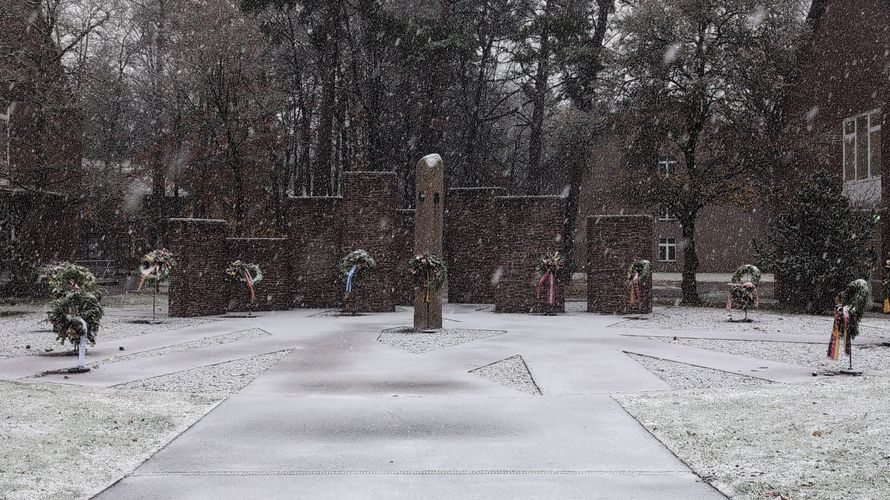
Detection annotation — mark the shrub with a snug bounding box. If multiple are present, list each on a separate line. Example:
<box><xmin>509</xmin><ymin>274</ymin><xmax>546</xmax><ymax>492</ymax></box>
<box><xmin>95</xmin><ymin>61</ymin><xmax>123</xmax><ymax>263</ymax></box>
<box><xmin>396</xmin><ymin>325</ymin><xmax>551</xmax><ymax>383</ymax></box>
<box><xmin>759</xmin><ymin>169</ymin><xmax>876</xmax><ymax>313</ymax></box>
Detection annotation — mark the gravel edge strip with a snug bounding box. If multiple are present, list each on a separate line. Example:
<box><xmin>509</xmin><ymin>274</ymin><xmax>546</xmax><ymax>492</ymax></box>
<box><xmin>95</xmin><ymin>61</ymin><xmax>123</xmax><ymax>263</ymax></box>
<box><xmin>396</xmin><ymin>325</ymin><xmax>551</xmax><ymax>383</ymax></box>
<box><xmin>113</xmin><ymin>350</ymin><xmax>293</xmax><ymax>395</ymax></box>
<box><xmin>469</xmin><ymin>355</ymin><xmax>542</xmax><ymax>395</ymax></box>
<box><xmin>377</xmin><ymin>328</ymin><xmax>507</xmax><ymax>354</ymax></box>
<box><xmin>625</xmin><ymin>352</ymin><xmax>773</xmax><ymax>390</ymax></box>
<box><xmin>90</xmin><ymin>328</ymin><xmax>271</xmax><ymax>368</ymax></box>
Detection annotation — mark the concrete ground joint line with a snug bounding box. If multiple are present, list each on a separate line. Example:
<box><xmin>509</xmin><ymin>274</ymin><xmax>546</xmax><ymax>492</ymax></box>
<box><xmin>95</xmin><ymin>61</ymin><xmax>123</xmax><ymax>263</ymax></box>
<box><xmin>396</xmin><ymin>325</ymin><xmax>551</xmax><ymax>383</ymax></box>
<box><xmin>517</xmin><ymin>354</ymin><xmax>543</xmax><ymax>395</ymax></box>
<box><xmin>130</xmin><ymin>469</ymin><xmax>695</xmax><ymax>477</ymax></box>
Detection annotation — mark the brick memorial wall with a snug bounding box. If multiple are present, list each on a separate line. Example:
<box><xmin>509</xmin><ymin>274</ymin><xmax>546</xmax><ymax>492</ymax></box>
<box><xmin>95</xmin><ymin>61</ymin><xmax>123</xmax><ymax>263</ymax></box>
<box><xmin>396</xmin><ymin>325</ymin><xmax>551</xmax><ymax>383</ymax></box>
<box><xmin>394</xmin><ymin>209</ymin><xmax>416</xmax><ymax>305</ymax></box>
<box><xmin>167</xmin><ymin>218</ymin><xmax>229</xmax><ymax>317</ymax></box>
<box><xmin>166</xmin><ymin>180</ymin><xmax>584</xmax><ymax>317</ymax></box>
<box><xmin>587</xmin><ymin>215</ymin><xmax>653</xmax><ymax>314</ymax></box>
<box><xmin>226</xmin><ymin>237</ymin><xmax>291</xmax><ymax>312</ymax></box>
<box><xmin>287</xmin><ymin>197</ymin><xmax>342</xmax><ymax>308</ymax></box>
<box><xmin>446</xmin><ymin>187</ymin><xmax>506</xmax><ymax>304</ymax></box>
<box><xmin>341</xmin><ymin>172</ymin><xmax>398</xmax><ymax>312</ymax></box>
<box><xmin>494</xmin><ymin>196</ymin><xmax>567</xmax><ymax>313</ymax></box>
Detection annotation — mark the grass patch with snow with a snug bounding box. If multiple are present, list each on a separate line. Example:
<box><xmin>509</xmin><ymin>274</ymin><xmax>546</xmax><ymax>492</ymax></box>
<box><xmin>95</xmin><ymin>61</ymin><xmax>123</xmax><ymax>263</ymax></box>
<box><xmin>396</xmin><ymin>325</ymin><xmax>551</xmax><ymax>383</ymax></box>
<box><xmin>616</xmin><ymin>377</ymin><xmax>890</xmax><ymax>499</ymax></box>
<box><xmin>0</xmin><ymin>380</ymin><xmax>220</xmax><ymax>500</ymax></box>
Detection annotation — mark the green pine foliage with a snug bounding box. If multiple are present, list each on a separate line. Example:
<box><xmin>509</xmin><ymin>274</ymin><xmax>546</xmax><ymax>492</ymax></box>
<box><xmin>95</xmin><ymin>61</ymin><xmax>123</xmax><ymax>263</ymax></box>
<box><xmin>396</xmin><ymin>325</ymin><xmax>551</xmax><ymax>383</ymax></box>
<box><xmin>42</xmin><ymin>262</ymin><xmax>102</xmax><ymax>300</ymax></box>
<box><xmin>42</xmin><ymin>262</ymin><xmax>104</xmax><ymax>346</ymax></box>
<box><xmin>760</xmin><ymin>169</ymin><xmax>876</xmax><ymax>313</ymax></box>
<box><xmin>47</xmin><ymin>291</ymin><xmax>104</xmax><ymax>346</ymax></box>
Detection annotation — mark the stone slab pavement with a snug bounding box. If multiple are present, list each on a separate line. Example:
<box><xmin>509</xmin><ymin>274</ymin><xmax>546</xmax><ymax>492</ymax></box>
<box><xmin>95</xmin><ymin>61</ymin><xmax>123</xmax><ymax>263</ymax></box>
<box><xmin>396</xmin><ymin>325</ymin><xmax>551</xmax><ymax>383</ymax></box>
<box><xmin>85</xmin><ymin>304</ymin><xmax>801</xmax><ymax>499</ymax></box>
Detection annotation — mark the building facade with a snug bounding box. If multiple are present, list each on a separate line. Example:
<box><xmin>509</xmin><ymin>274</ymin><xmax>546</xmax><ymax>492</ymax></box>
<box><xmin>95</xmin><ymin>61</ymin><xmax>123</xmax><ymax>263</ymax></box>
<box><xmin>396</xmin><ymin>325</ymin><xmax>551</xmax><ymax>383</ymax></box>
<box><xmin>574</xmin><ymin>135</ymin><xmax>765</xmax><ymax>274</ymax></box>
<box><xmin>783</xmin><ymin>0</ymin><xmax>889</xmax><ymax>269</ymax></box>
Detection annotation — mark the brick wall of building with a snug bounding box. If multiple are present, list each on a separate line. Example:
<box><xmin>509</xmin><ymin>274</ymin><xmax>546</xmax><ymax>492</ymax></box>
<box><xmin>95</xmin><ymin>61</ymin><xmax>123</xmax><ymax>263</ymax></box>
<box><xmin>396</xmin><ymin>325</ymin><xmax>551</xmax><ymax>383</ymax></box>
<box><xmin>341</xmin><ymin>172</ymin><xmax>398</xmax><ymax>312</ymax></box>
<box><xmin>394</xmin><ymin>209</ymin><xmax>415</xmax><ymax>305</ymax></box>
<box><xmin>1</xmin><ymin>188</ymin><xmax>79</xmax><ymax>263</ymax></box>
<box><xmin>226</xmin><ymin>237</ymin><xmax>291</xmax><ymax>312</ymax></box>
<box><xmin>167</xmin><ymin>218</ymin><xmax>228</xmax><ymax>317</ymax></box>
<box><xmin>446</xmin><ymin>187</ymin><xmax>506</xmax><ymax>303</ymax></box>
<box><xmin>287</xmin><ymin>197</ymin><xmax>342</xmax><ymax>308</ymax></box>
<box><xmin>494</xmin><ymin>196</ymin><xmax>567</xmax><ymax>313</ymax></box>
<box><xmin>587</xmin><ymin>215</ymin><xmax>653</xmax><ymax>314</ymax></box>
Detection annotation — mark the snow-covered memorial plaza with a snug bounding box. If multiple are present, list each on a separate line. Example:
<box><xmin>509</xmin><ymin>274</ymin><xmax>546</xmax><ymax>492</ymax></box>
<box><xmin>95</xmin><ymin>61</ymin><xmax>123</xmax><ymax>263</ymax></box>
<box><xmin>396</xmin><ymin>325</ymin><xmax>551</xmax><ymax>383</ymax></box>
<box><xmin>1</xmin><ymin>154</ymin><xmax>889</xmax><ymax>500</ymax></box>
<box><xmin>5</xmin><ymin>0</ymin><xmax>890</xmax><ymax>498</ymax></box>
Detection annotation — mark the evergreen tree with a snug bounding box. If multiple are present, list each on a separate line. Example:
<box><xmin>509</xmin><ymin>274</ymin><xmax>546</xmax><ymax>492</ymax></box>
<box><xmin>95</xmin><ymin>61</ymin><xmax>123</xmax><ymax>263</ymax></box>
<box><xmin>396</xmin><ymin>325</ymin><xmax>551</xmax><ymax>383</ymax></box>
<box><xmin>759</xmin><ymin>169</ymin><xmax>876</xmax><ymax>313</ymax></box>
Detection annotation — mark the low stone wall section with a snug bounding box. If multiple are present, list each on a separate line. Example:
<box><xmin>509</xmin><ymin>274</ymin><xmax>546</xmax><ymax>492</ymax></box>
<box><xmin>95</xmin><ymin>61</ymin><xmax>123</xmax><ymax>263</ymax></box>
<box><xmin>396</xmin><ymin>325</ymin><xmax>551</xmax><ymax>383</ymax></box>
<box><xmin>494</xmin><ymin>196</ymin><xmax>567</xmax><ymax>314</ymax></box>
<box><xmin>167</xmin><ymin>218</ymin><xmax>228</xmax><ymax>317</ymax></box>
<box><xmin>587</xmin><ymin>215</ymin><xmax>653</xmax><ymax>314</ymax></box>
<box><xmin>446</xmin><ymin>187</ymin><xmax>506</xmax><ymax>304</ymax></box>
<box><xmin>226</xmin><ymin>237</ymin><xmax>291</xmax><ymax>312</ymax></box>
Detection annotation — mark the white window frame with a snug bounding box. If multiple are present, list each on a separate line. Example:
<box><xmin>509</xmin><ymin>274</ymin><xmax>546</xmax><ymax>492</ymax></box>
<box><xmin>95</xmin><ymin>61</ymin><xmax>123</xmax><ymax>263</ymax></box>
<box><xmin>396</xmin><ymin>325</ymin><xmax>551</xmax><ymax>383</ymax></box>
<box><xmin>658</xmin><ymin>206</ymin><xmax>676</xmax><ymax>221</ymax></box>
<box><xmin>658</xmin><ymin>238</ymin><xmax>677</xmax><ymax>262</ymax></box>
<box><xmin>843</xmin><ymin>109</ymin><xmax>881</xmax><ymax>181</ymax></box>
<box><xmin>658</xmin><ymin>160</ymin><xmax>676</xmax><ymax>177</ymax></box>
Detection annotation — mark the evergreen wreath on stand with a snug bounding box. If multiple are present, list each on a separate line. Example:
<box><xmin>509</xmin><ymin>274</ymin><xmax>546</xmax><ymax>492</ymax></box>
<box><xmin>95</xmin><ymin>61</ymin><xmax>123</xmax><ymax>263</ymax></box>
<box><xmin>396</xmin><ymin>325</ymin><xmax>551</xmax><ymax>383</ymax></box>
<box><xmin>47</xmin><ymin>290</ymin><xmax>104</xmax><ymax>347</ymax></box>
<box><xmin>535</xmin><ymin>252</ymin><xmax>564</xmax><ymax>308</ymax></box>
<box><xmin>226</xmin><ymin>260</ymin><xmax>263</xmax><ymax>315</ymax></box>
<box><xmin>828</xmin><ymin>278</ymin><xmax>871</xmax><ymax>372</ymax></box>
<box><xmin>408</xmin><ymin>253</ymin><xmax>448</xmax><ymax>303</ymax></box>
<box><xmin>137</xmin><ymin>248</ymin><xmax>176</xmax><ymax>320</ymax></box>
<box><xmin>626</xmin><ymin>260</ymin><xmax>652</xmax><ymax>306</ymax></box>
<box><xmin>726</xmin><ymin>264</ymin><xmax>762</xmax><ymax>322</ymax></box>
<box><xmin>338</xmin><ymin>250</ymin><xmax>376</xmax><ymax>314</ymax></box>
<box><xmin>42</xmin><ymin>262</ymin><xmax>102</xmax><ymax>299</ymax></box>
<box><xmin>42</xmin><ymin>262</ymin><xmax>104</xmax><ymax>360</ymax></box>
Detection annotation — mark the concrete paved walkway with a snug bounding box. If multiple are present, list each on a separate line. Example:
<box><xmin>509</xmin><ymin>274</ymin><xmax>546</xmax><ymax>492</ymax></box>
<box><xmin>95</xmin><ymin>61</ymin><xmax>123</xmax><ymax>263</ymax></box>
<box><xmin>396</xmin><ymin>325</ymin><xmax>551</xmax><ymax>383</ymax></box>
<box><xmin>8</xmin><ymin>304</ymin><xmax>825</xmax><ymax>499</ymax></box>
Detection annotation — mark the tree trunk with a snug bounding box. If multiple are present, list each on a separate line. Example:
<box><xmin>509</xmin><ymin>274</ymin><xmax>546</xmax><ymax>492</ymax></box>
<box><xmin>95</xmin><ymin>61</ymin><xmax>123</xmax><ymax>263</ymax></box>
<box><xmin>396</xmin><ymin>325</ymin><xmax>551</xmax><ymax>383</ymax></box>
<box><xmin>298</xmin><ymin>89</ymin><xmax>312</xmax><ymax>196</ymax></box>
<box><xmin>151</xmin><ymin>0</ymin><xmax>167</xmax><ymax>246</ymax></box>
<box><xmin>312</xmin><ymin>0</ymin><xmax>340</xmax><ymax>196</ymax></box>
<box><xmin>680</xmin><ymin>213</ymin><xmax>700</xmax><ymax>304</ymax></box>
<box><xmin>527</xmin><ymin>23</ymin><xmax>550</xmax><ymax>195</ymax></box>
<box><xmin>562</xmin><ymin>149</ymin><xmax>586</xmax><ymax>273</ymax></box>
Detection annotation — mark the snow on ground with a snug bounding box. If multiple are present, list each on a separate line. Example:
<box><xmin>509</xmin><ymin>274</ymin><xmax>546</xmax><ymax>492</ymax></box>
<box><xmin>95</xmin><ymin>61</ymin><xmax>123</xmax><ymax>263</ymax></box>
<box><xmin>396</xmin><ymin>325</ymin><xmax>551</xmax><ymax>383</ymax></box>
<box><xmin>641</xmin><ymin>336</ymin><xmax>890</xmax><ymax>374</ymax></box>
<box><xmin>0</xmin><ymin>380</ymin><xmax>220</xmax><ymax>500</ymax></box>
<box><xmin>0</xmin><ymin>309</ymin><xmax>213</xmax><ymax>359</ymax></box>
<box><xmin>612</xmin><ymin>306</ymin><xmax>890</xmax><ymax>339</ymax></box>
<box><xmin>626</xmin><ymin>352</ymin><xmax>773</xmax><ymax>390</ymax></box>
<box><xmin>469</xmin><ymin>355</ymin><xmax>541</xmax><ymax>395</ymax></box>
<box><xmin>377</xmin><ymin>327</ymin><xmax>506</xmax><ymax>354</ymax></box>
<box><xmin>115</xmin><ymin>350</ymin><xmax>291</xmax><ymax>394</ymax></box>
<box><xmin>616</xmin><ymin>376</ymin><xmax>890</xmax><ymax>500</ymax></box>
<box><xmin>90</xmin><ymin>328</ymin><xmax>270</xmax><ymax>368</ymax></box>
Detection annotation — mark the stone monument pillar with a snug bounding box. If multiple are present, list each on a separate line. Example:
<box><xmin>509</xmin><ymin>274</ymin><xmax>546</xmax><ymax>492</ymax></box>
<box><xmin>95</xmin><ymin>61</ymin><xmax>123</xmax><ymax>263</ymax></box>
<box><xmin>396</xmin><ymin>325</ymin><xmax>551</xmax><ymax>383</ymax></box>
<box><xmin>414</xmin><ymin>154</ymin><xmax>445</xmax><ymax>330</ymax></box>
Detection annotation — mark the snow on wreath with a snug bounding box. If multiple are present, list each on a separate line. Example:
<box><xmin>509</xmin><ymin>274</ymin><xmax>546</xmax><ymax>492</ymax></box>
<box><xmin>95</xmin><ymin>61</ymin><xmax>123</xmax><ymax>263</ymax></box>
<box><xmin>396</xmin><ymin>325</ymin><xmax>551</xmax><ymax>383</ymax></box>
<box><xmin>226</xmin><ymin>260</ymin><xmax>263</xmax><ymax>304</ymax></box>
<box><xmin>408</xmin><ymin>253</ymin><xmax>448</xmax><ymax>293</ymax></box>
<box><xmin>48</xmin><ymin>290</ymin><xmax>104</xmax><ymax>346</ymax></box>
<box><xmin>42</xmin><ymin>262</ymin><xmax>102</xmax><ymax>299</ymax></box>
<box><xmin>627</xmin><ymin>260</ymin><xmax>651</xmax><ymax>306</ymax></box>
<box><xmin>137</xmin><ymin>248</ymin><xmax>176</xmax><ymax>290</ymax></box>
<box><xmin>41</xmin><ymin>262</ymin><xmax>104</xmax><ymax>346</ymax></box>
<box><xmin>726</xmin><ymin>264</ymin><xmax>761</xmax><ymax>315</ymax></box>
<box><xmin>339</xmin><ymin>249</ymin><xmax>376</xmax><ymax>294</ymax></box>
